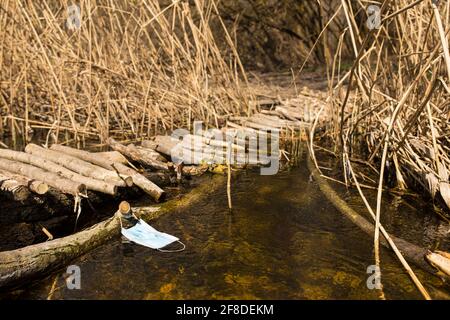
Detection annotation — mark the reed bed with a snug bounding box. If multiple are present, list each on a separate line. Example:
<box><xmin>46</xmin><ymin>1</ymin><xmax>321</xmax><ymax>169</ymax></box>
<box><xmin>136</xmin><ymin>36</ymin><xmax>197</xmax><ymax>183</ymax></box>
<box><xmin>318</xmin><ymin>0</ymin><xmax>450</xmax><ymax>214</ymax></box>
<box><xmin>0</xmin><ymin>0</ymin><xmax>251</xmax><ymax>147</ymax></box>
<box><xmin>309</xmin><ymin>0</ymin><xmax>450</xmax><ymax>299</ymax></box>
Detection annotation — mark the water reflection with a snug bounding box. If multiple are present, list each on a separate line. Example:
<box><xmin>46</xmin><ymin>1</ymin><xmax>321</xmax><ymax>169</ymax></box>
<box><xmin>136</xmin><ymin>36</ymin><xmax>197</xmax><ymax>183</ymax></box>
<box><xmin>3</xmin><ymin>159</ymin><xmax>450</xmax><ymax>300</ymax></box>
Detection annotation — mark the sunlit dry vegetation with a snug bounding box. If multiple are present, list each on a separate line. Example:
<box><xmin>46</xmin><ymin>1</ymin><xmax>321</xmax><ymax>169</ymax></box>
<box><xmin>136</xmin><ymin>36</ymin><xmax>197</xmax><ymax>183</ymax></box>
<box><xmin>0</xmin><ymin>0</ymin><xmax>250</xmax><ymax>146</ymax></box>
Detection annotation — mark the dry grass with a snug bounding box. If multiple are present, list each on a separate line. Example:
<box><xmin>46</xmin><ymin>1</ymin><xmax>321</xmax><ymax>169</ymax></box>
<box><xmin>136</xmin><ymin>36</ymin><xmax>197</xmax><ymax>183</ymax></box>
<box><xmin>308</xmin><ymin>0</ymin><xmax>450</xmax><ymax>299</ymax></box>
<box><xmin>319</xmin><ymin>0</ymin><xmax>450</xmax><ymax>214</ymax></box>
<box><xmin>0</xmin><ymin>0</ymin><xmax>252</xmax><ymax>147</ymax></box>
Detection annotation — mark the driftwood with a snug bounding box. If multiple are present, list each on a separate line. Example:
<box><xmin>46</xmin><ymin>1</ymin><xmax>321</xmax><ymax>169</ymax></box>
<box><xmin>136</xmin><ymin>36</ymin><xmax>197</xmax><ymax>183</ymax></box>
<box><xmin>107</xmin><ymin>138</ymin><xmax>170</xmax><ymax>171</ymax></box>
<box><xmin>48</xmin><ymin>144</ymin><xmax>164</xmax><ymax>202</ymax></box>
<box><xmin>0</xmin><ymin>150</ymin><xmax>117</xmax><ymax>195</ymax></box>
<box><xmin>25</xmin><ymin>144</ymin><xmax>131</xmax><ymax>187</ymax></box>
<box><xmin>0</xmin><ymin>158</ymin><xmax>86</xmax><ymax>196</ymax></box>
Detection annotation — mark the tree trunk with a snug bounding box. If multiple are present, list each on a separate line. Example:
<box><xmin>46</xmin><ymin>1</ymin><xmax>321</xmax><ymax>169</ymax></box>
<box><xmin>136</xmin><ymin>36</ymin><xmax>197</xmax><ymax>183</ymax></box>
<box><xmin>0</xmin><ymin>213</ymin><xmax>121</xmax><ymax>289</ymax></box>
<box><xmin>25</xmin><ymin>144</ymin><xmax>131</xmax><ymax>187</ymax></box>
<box><xmin>142</xmin><ymin>135</ymin><xmax>180</xmax><ymax>157</ymax></box>
<box><xmin>0</xmin><ymin>149</ymin><xmax>117</xmax><ymax>195</ymax></box>
<box><xmin>96</xmin><ymin>151</ymin><xmax>129</xmax><ymax>165</ymax></box>
<box><xmin>0</xmin><ymin>158</ymin><xmax>85</xmax><ymax>196</ymax></box>
<box><xmin>48</xmin><ymin>144</ymin><xmax>164</xmax><ymax>202</ymax></box>
<box><xmin>49</xmin><ymin>144</ymin><xmax>133</xmax><ymax>184</ymax></box>
<box><xmin>107</xmin><ymin>138</ymin><xmax>170</xmax><ymax>171</ymax></box>
<box><xmin>0</xmin><ymin>176</ymin><xmax>225</xmax><ymax>288</ymax></box>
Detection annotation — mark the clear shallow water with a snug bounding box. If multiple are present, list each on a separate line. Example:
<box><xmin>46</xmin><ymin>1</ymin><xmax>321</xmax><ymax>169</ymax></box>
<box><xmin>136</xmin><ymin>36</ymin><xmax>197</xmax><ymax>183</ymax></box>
<box><xmin>3</xmin><ymin>157</ymin><xmax>450</xmax><ymax>300</ymax></box>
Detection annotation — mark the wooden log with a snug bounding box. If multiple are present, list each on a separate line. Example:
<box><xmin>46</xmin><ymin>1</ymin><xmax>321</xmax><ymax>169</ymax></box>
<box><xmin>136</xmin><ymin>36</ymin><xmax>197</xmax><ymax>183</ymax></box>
<box><xmin>0</xmin><ymin>158</ymin><xmax>85</xmax><ymax>196</ymax></box>
<box><xmin>25</xmin><ymin>144</ymin><xmax>130</xmax><ymax>187</ymax></box>
<box><xmin>307</xmin><ymin>156</ymin><xmax>439</xmax><ymax>275</ymax></box>
<box><xmin>0</xmin><ymin>150</ymin><xmax>117</xmax><ymax>195</ymax></box>
<box><xmin>226</xmin><ymin>121</ymin><xmax>269</xmax><ymax>137</ymax></box>
<box><xmin>106</xmin><ymin>138</ymin><xmax>170</xmax><ymax>171</ymax></box>
<box><xmin>142</xmin><ymin>136</ymin><xmax>180</xmax><ymax>157</ymax></box>
<box><xmin>0</xmin><ymin>169</ymin><xmax>48</xmax><ymax>195</ymax></box>
<box><xmin>0</xmin><ymin>175</ymin><xmax>226</xmax><ymax>289</ymax></box>
<box><xmin>184</xmin><ymin>134</ymin><xmax>245</xmax><ymax>152</ymax></box>
<box><xmin>0</xmin><ymin>174</ymin><xmax>30</xmax><ymax>201</ymax></box>
<box><xmin>134</xmin><ymin>145</ymin><xmax>167</xmax><ymax>162</ymax></box>
<box><xmin>0</xmin><ymin>210</ymin><xmax>121</xmax><ymax>288</ymax></box>
<box><xmin>49</xmin><ymin>144</ymin><xmax>164</xmax><ymax>201</ymax></box>
<box><xmin>49</xmin><ymin>145</ymin><xmax>133</xmax><ymax>184</ymax></box>
<box><xmin>115</xmin><ymin>165</ymin><xmax>165</xmax><ymax>202</ymax></box>
<box><xmin>426</xmin><ymin>251</ymin><xmax>450</xmax><ymax>277</ymax></box>
<box><xmin>95</xmin><ymin>151</ymin><xmax>129</xmax><ymax>165</ymax></box>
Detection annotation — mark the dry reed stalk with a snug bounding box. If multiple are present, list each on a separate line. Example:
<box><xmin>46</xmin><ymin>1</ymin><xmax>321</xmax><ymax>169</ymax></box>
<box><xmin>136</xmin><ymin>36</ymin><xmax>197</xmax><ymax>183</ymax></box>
<box><xmin>0</xmin><ymin>0</ymin><xmax>251</xmax><ymax>144</ymax></box>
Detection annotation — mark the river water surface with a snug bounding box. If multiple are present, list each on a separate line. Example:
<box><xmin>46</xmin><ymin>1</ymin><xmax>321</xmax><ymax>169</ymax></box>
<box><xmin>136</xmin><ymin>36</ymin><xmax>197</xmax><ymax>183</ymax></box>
<box><xmin>3</xmin><ymin>152</ymin><xmax>450</xmax><ymax>300</ymax></box>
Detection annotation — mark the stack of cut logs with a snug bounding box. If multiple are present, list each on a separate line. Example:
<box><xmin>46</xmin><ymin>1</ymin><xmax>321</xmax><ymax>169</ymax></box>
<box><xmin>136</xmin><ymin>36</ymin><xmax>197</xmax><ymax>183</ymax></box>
<box><xmin>0</xmin><ymin>99</ymin><xmax>320</xmax><ymax>205</ymax></box>
<box><xmin>0</xmin><ymin>140</ymin><xmax>167</xmax><ymax>202</ymax></box>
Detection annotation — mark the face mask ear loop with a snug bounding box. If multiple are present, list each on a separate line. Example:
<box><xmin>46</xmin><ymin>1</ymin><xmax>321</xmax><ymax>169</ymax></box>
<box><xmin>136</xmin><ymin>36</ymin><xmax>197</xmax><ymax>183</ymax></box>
<box><xmin>157</xmin><ymin>240</ymin><xmax>186</xmax><ymax>253</ymax></box>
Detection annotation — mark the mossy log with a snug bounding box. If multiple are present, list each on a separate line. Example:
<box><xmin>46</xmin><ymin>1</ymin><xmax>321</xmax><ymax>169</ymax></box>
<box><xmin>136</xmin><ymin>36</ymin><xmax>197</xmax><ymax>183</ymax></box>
<box><xmin>0</xmin><ymin>212</ymin><xmax>121</xmax><ymax>289</ymax></box>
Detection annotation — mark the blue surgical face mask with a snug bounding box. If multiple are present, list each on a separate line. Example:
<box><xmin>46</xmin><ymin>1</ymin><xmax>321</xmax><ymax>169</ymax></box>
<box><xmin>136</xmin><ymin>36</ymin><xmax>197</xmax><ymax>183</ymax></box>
<box><xmin>121</xmin><ymin>220</ymin><xmax>185</xmax><ymax>252</ymax></box>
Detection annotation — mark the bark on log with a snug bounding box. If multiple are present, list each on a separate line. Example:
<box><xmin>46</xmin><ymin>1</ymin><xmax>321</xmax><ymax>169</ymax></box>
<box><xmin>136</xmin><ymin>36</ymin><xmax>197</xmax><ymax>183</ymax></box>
<box><xmin>0</xmin><ymin>170</ymin><xmax>49</xmax><ymax>195</ymax></box>
<box><xmin>107</xmin><ymin>138</ymin><xmax>169</xmax><ymax>171</ymax></box>
<box><xmin>0</xmin><ymin>174</ymin><xmax>30</xmax><ymax>201</ymax></box>
<box><xmin>48</xmin><ymin>144</ymin><xmax>164</xmax><ymax>201</ymax></box>
<box><xmin>25</xmin><ymin>144</ymin><xmax>129</xmax><ymax>187</ymax></box>
<box><xmin>120</xmin><ymin>167</ymin><xmax>165</xmax><ymax>202</ymax></box>
<box><xmin>0</xmin><ymin>150</ymin><xmax>117</xmax><ymax>195</ymax></box>
<box><xmin>96</xmin><ymin>151</ymin><xmax>129</xmax><ymax>165</ymax></box>
<box><xmin>134</xmin><ymin>145</ymin><xmax>167</xmax><ymax>162</ymax></box>
<box><xmin>142</xmin><ymin>136</ymin><xmax>180</xmax><ymax>157</ymax></box>
<box><xmin>49</xmin><ymin>145</ymin><xmax>133</xmax><ymax>185</ymax></box>
<box><xmin>0</xmin><ymin>158</ymin><xmax>86</xmax><ymax>196</ymax></box>
<box><xmin>0</xmin><ymin>212</ymin><xmax>121</xmax><ymax>288</ymax></box>
<box><xmin>0</xmin><ymin>175</ymin><xmax>226</xmax><ymax>288</ymax></box>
